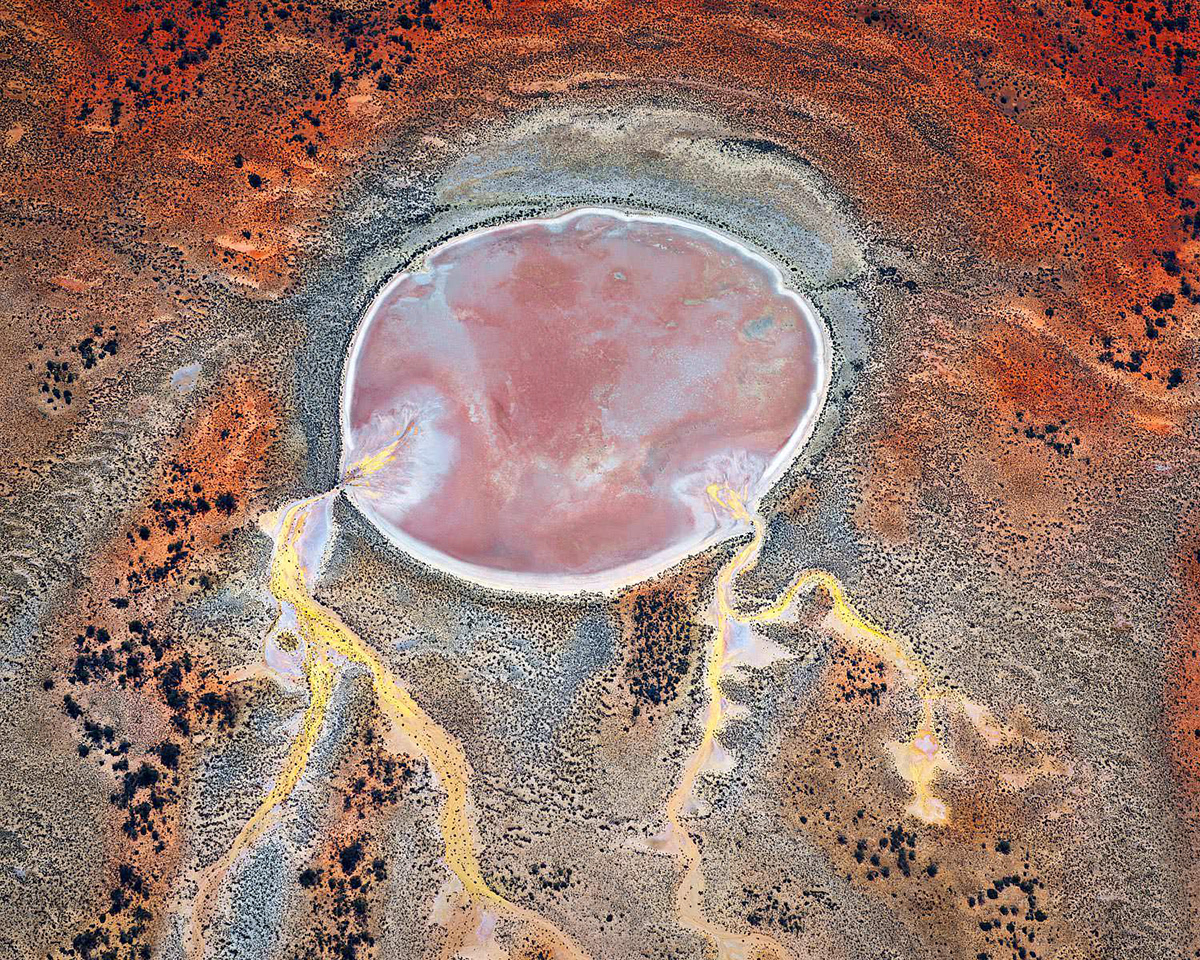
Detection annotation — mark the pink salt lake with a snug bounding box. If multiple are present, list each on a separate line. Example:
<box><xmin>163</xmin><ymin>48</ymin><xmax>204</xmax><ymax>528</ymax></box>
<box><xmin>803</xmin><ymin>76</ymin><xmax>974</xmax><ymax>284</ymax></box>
<box><xmin>341</xmin><ymin>208</ymin><xmax>830</xmax><ymax>593</ymax></box>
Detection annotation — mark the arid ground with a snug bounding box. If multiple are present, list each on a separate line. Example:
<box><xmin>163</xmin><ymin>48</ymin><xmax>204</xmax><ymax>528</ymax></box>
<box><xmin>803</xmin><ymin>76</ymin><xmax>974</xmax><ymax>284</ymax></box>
<box><xmin>1</xmin><ymin>2</ymin><xmax>1198</xmax><ymax>959</ymax></box>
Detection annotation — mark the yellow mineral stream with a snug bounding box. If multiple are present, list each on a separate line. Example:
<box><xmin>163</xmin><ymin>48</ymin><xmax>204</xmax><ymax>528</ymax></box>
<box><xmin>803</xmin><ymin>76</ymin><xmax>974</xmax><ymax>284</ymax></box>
<box><xmin>662</xmin><ymin>484</ymin><xmax>952</xmax><ymax>960</ymax></box>
<box><xmin>188</xmin><ymin>426</ymin><xmax>590</xmax><ymax>960</ymax></box>
<box><xmin>188</xmin><ymin>429</ymin><xmax>956</xmax><ymax>960</ymax></box>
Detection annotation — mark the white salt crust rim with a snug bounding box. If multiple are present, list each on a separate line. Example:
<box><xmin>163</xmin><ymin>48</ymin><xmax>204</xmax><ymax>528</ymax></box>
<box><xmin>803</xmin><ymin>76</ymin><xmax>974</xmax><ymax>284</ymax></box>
<box><xmin>338</xmin><ymin>206</ymin><xmax>833</xmax><ymax>596</ymax></box>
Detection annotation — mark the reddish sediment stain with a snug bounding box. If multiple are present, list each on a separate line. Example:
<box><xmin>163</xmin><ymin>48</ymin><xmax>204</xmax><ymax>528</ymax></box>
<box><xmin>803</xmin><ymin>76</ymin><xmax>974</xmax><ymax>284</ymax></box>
<box><xmin>343</xmin><ymin>208</ymin><xmax>828</xmax><ymax>590</ymax></box>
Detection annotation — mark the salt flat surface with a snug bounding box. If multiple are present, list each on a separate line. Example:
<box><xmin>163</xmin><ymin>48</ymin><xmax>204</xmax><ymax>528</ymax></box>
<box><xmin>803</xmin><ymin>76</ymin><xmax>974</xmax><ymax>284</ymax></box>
<box><xmin>342</xmin><ymin>208</ymin><xmax>829</xmax><ymax>592</ymax></box>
